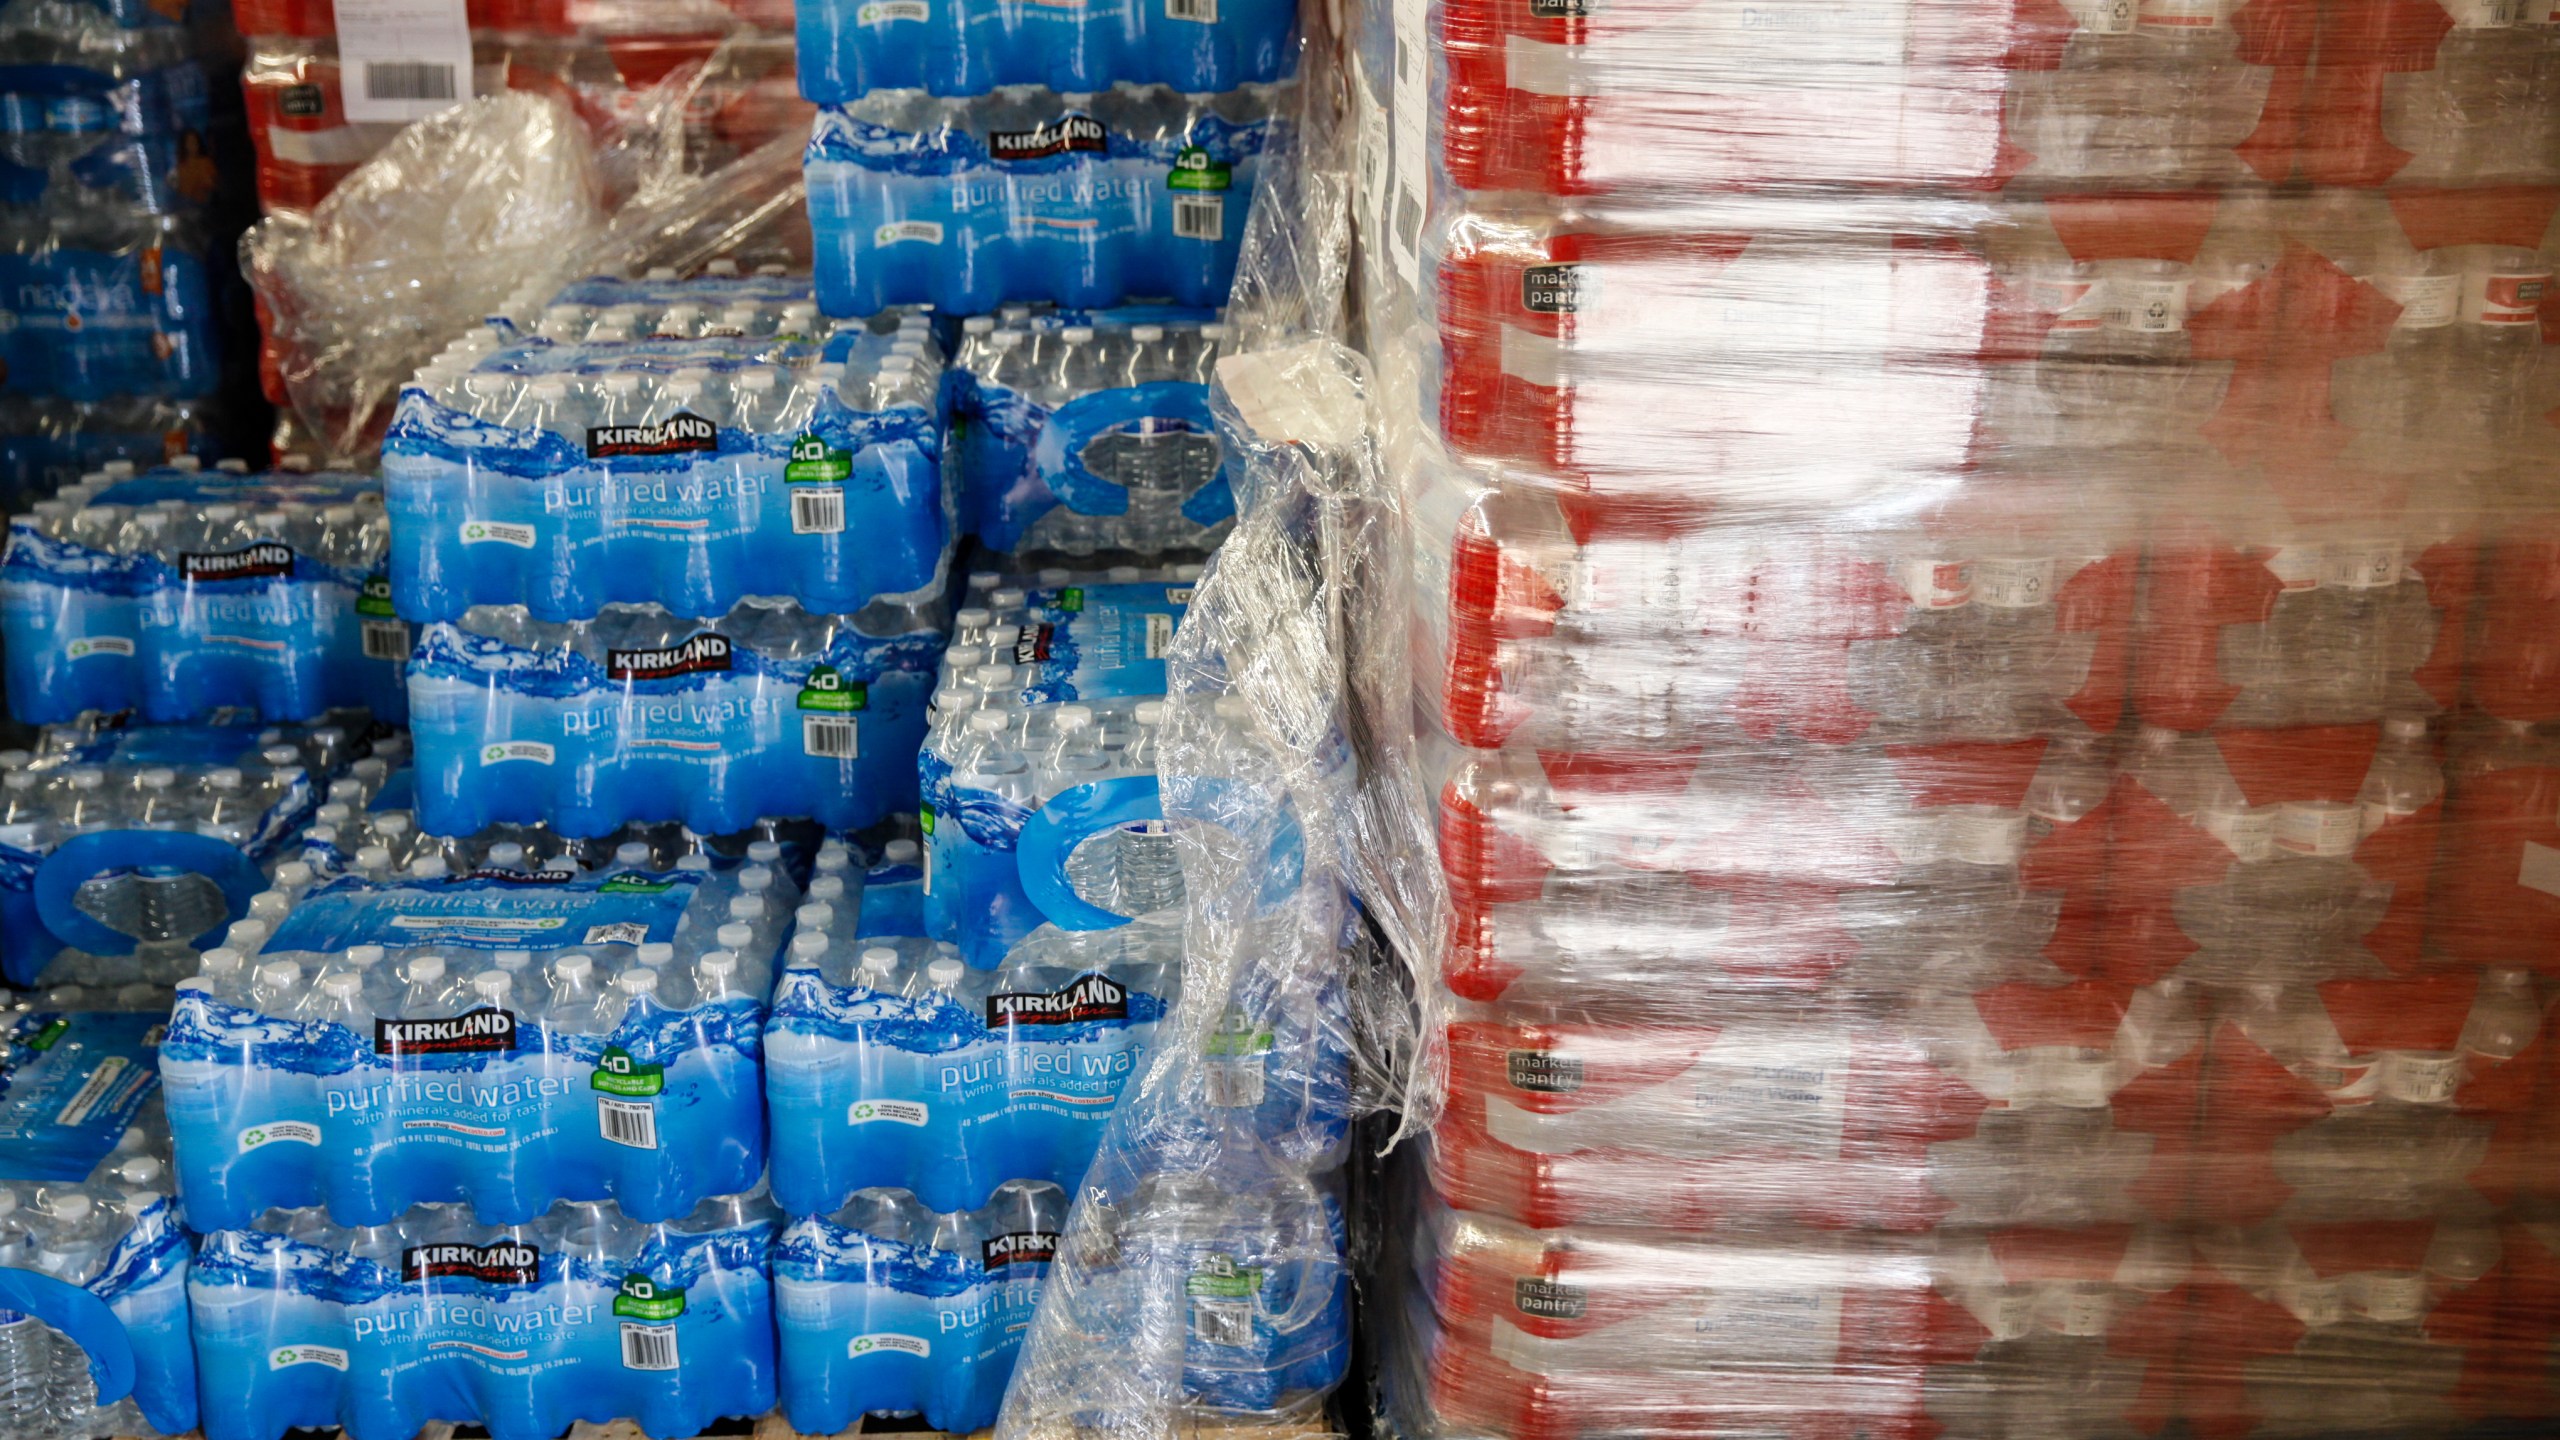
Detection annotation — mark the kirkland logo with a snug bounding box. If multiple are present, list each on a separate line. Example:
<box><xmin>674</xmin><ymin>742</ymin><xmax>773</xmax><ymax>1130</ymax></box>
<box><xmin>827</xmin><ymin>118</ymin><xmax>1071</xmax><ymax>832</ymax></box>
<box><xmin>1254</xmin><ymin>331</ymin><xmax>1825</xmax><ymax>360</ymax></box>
<box><xmin>402</xmin><ymin>1241</ymin><xmax>540</xmax><ymax>1285</ymax></box>
<box><xmin>1010</xmin><ymin>624</ymin><xmax>1056</xmax><ymax>665</ymax></box>
<box><xmin>989</xmin><ymin>114</ymin><xmax>1106</xmax><ymax>160</ymax></box>
<box><xmin>586</xmin><ymin>412</ymin><xmax>717</xmax><ymax>459</ymax></box>
<box><xmin>982</xmin><ymin>1230</ymin><xmax>1062</xmax><ymax>1270</ymax></box>
<box><xmin>987</xmin><ymin>972</ymin><xmax>1128</xmax><ymax>1028</ymax></box>
<box><xmin>606</xmin><ymin>633</ymin><xmax>733</xmax><ymax>682</ymax></box>
<box><xmin>374</xmin><ymin>1007</ymin><xmax>519</xmax><ymax>1056</ymax></box>
<box><xmin>179</xmin><ymin>543</ymin><xmax>295</xmax><ymax>582</ymax></box>
<box><xmin>465</xmin><ymin>868</ymin><xmax>572</xmax><ymax>884</ymax></box>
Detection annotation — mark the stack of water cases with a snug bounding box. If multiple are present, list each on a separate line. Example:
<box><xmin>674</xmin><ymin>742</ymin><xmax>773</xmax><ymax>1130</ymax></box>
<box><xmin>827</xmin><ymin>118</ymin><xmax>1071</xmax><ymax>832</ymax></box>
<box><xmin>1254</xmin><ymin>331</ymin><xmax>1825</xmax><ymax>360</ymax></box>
<box><xmin>766</xmin><ymin>568</ymin><xmax>1199</xmax><ymax>1433</ymax></box>
<box><xmin>1354</xmin><ymin>0</ymin><xmax>2560</xmax><ymax>1436</ymax></box>
<box><xmin>163</xmin><ymin>817</ymin><xmax>846</xmax><ymax>1440</ymax></box>
<box><xmin>385</xmin><ymin>271</ymin><xmax>949</xmax><ymax>841</ymax></box>
<box><xmin>0</xmin><ymin>1007</ymin><xmax>197</xmax><ymax>1440</ymax></box>
<box><xmin>798</xmin><ymin>0</ymin><xmax>1298</xmax><ymax>566</ymax></box>
<box><xmin>0</xmin><ymin>0</ymin><xmax>247</xmax><ymax>502</ymax></box>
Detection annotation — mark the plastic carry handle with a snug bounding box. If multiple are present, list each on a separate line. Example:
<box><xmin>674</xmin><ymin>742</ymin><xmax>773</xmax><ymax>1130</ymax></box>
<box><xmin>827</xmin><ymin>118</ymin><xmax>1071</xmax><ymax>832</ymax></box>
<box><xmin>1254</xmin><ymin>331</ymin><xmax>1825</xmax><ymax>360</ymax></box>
<box><xmin>0</xmin><ymin>1267</ymin><xmax>134</xmax><ymax>1408</ymax></box>
<box><xmin>32</xmin><ymin>828</ymin><xmax>265</xmax><ymax>959</ymax></box>
<box><xmin>1034</xmin><ymin>381</ymin><xmax>1220</xmax><ymax>518</ymax></box>
<box><xmin>1016</xmin><ymin>775</ymin><xmax>1165</xmax><ymax>931</ymax></box>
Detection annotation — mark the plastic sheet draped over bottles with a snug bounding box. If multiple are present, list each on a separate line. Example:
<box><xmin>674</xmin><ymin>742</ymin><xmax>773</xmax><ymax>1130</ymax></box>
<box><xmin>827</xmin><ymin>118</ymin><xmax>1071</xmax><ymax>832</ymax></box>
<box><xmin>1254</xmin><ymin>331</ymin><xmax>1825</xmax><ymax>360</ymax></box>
<box><xmin>1339</xmin><ymin>0</ymin><xmax>2560</xmax><ymax>1429</ymax></box>
<box><xmin>989</xmin><ymin>337</ymin><xmax>1376</xmax><ymax>1435</ymax></box>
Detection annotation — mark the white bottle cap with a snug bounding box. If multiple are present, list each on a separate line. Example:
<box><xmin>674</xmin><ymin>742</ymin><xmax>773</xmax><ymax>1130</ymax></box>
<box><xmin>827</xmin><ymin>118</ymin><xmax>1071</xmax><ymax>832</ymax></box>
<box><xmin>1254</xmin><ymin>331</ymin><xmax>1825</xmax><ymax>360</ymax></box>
<box><xmin>407</xmin><ymin>955</ymin><xmax>445</xmax><ymax>981</ymax></box>
<box><xmin>638</xmin><ymin>942</ymin><xmax>676</xmax><ymax>967</ymax></box>
<box><xmin>323</xmin><ymin>973</ymin><xmax>363</xmax><ymax>998</ymax></box>
<box><xmin>617</xmin><ymin>969</ymin><xmax>658</xmax><ymax>996</ymax></box>
<box><xmin>747</xmin><ymin>840</ymin><xmax>783</xmax><ymax>865</ymax></box>
<box><xmin>554</xmin><ymin>954</ymin><xmax>594</xmax><ymax>982</ymax></box>
<box><xmin>616</xmin><ymin>841</ymin><xmax>653</xmax><ymax>866</ymax></box>
<box><xmin>886</xmin><ymin>838</ymin><xmax>920</xmax><ymax>864</ymax></box>
<box><xmin>255</xmin><ymin>961</ymin><xmax>299</xmax><ymax>990</ymax></box>
<box><xmin>861</xmin><ymin>945</ymin><xmax>901</xmax><ymax>977</ymax></box>
<box><xmin>699</xmin><ymin>951</ymin><xmax>738</xmax><ymax>981</ymax></box>
<box><xmin>791</xmin><ymin>932</ymin><xmax>829</xmax><ymax>961</ymax></box>
<box><xmin>927</xmin><ymin>958</ymin><xmax>965</xmax><ymax>987</ymax></box>
<box><xmin>717</xmin><ymin>922</ymin><xmax>755</xmax><ymax>951</ymax></box>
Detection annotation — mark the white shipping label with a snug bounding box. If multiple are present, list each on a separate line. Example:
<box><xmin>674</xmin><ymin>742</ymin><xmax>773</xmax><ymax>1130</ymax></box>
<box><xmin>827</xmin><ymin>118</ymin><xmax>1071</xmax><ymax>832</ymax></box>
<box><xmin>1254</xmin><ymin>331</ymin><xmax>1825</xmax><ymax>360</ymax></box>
<box><xmin>333</xmin><ymin>0</ymin><xmax>474</xmax><ymax>123</ymax></box>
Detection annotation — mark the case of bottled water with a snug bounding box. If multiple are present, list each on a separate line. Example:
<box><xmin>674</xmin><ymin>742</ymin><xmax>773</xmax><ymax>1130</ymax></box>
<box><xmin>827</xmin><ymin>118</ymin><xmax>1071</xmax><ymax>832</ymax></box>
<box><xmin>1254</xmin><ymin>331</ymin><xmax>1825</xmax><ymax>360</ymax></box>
<box><xmin>917</xmin><ymin>572</ymin><xmax>1195</xmax><ymax>964</ymax></box>
<box><xmin>952</xmin><ymin>307</ymin><xmax>1238</xmax><ymax>556</ymax></box>
<box><xmin>772</xmin><ymin>1180</ymin><xmax>1065</xmax><ymax>1435</ymax></box>
<box><xmin>406</xmin><ymin>595</ymin><xmax>942</xmax><ymax>838</ymax></box>
<box><xmin>158</xmin><ymin>827</ymin><xmax>834</xmax><ymax>1230</ymax></box>
<box><xmin>0</xmin><ymin>713</ymin><xmax>394</xmax><ymax>991</ymax></box>
<box><xmin>794</xmin><ymin>0</ymin><xmax>1294</xmax><ymax>103</ymax></box>
<box><xmin>1</xmin><ymin>470</ymin><xmax>409</xmax><ymax>728</ymax></box>
<box><xmin>186</xmin><ymin>1188</ymin><xmax>778</xmax><ymax>1440</ymax></box>
<box><xmin>803</xmin><ymin>83</ymin><xmax>1288</xmax><ymax>317</ymax></box>
<box><xmin>764</xmin><ymin>917</ymin><xmax>1179</xmax><ymax>1217</ymax></box>
<box><xmin>382</xmin><ymin>316</ymin><xmax>949</xmax><ymax>624</ymax></box>
<box><xmin>0</xmin><ymin>1007</ymin><xmax>196</xmax><ymax>1440</ymax></box>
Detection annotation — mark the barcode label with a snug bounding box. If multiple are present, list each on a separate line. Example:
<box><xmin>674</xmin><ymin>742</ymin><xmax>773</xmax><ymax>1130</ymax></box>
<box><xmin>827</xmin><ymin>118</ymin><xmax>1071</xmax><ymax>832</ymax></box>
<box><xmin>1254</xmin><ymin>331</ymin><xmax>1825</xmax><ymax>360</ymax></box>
<box><xmin>1167</xmin><ymin>0</ymin><xmax>1217</xmax><ymax>19</ymax></box>
<box><xmin>1192</xmin><ymin>1298</ymin><xmax>1253</xmax><ymax>1347</ymax></box>
<box><xmin>1173</xmin><ymin>195</ymin><xmax>1225</xmax><ymax>241</ymax></box>
<box><xmin>620</xmin><ymin>1322</ymin><xmax>678</xmax><ymax>1370</ymax></box>
<box><xmin>599</xmin><ymin>1097</ymin><xmax>658</xmax><ymax>1150</ymax></box>
<box><xmin>361</xmin><ymin>620</ymin><xmax>410</xmax><ymax>661</ymax></box>
<box><xmin>364</xmin><ymin>62</ymin><xmax>456</xmax><ymax>102</ymax></box>
<box><xmin>583</xmin><ymin>922</ymin><xmax>650</xmax><ymax>946</ymax></box>
<box><xmin>1144</xmin><ymin>611</ymin><xmax>1175</xmax><ymax>659</ymax></box>
<box><xmin>791</xmin><ymin>488</ymin><xmax>846</xmax><ymax>535</ymax></box>
<box><xmin>805</xmin><ymin>715</ymin><xmax>858</xmax><ymax>758</ymax></box>
<box><xmin>336</xmin><ymin>0</ymin><xmax>472</xmax><ymax>122</ymax></box>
